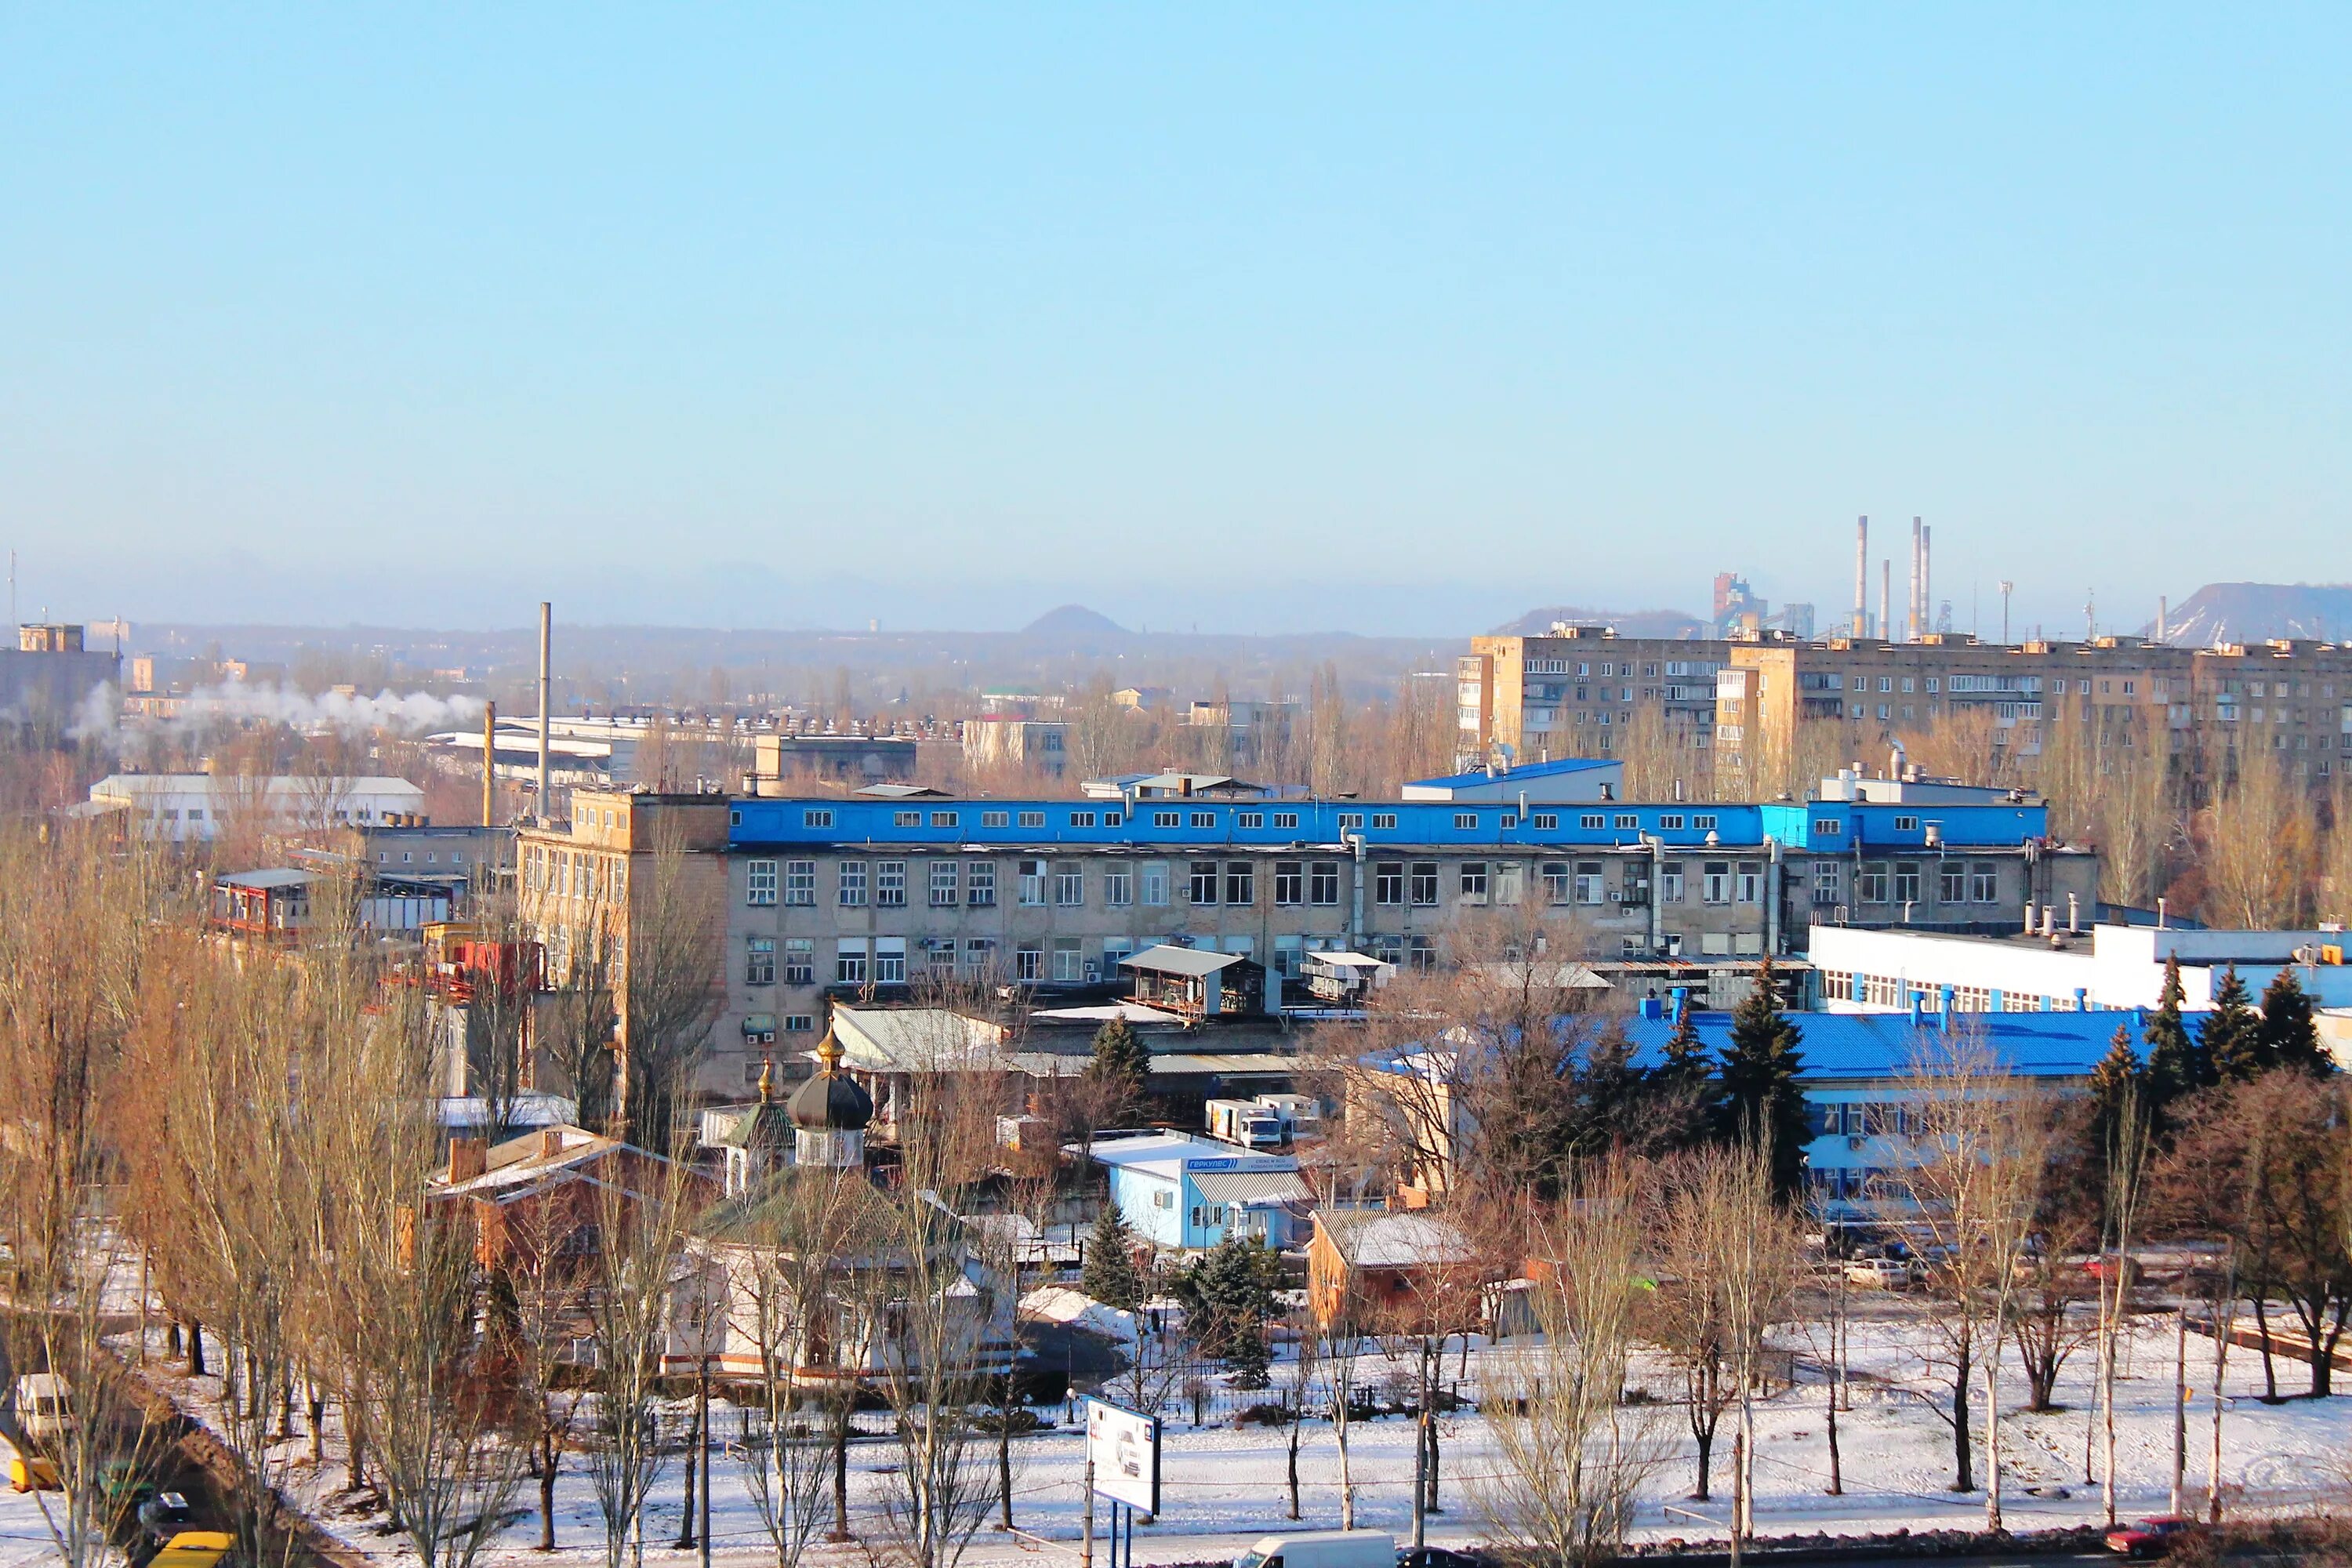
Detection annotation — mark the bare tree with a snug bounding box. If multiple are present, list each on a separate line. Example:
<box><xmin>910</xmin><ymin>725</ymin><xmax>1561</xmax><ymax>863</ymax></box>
<box><xmin>583</xmin><ymin>1133</ymin><xmax>698</xmax><ymax>1568</ymax></box>
<box><xmin>1475</xmin><ymin>1161</ymin><xmax>1666</xmax><ymax>1568</ymax></box>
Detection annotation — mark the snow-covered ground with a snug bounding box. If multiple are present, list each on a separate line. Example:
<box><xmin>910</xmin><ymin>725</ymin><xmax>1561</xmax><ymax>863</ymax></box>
<box><xmin>19</xmin><ymin>1308</ymin><xmax>2347</xmax><ymax>1568</ymax></box>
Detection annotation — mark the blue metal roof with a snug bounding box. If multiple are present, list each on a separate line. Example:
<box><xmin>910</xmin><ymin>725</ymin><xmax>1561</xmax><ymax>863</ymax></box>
<box><xmin>1615</xmin><ymin>1008</ymin><xmax>2193</xmax><ymax>1082</ymax></box>
<box><xmin>728</xmin><ymin>796</ymin><xmax>2050</xmax><ymax>852</ymax></box>
<box><xmin>1406</xmin><ymin>757</ymin><xmax>1619</xmax><ymax>789</ymax></box>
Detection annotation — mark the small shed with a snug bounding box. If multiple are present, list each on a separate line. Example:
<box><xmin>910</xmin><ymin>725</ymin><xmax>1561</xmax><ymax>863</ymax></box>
<box><xmin>1121</xmin><ymin>945</ymin><xmax>1265</xmax><ymax>1019</ymax></box>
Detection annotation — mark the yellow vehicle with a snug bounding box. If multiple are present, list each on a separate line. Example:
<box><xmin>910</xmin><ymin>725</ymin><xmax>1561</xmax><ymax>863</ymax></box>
<box><xmin>151</xmin><ymin>1531</ymin><xmax>234</xmax><ymax>1568</ymax></box>
<box><xmin>9</xmin><ymin>1449</ymin><xmax>62</xmax><ymax>1491</ymax></box>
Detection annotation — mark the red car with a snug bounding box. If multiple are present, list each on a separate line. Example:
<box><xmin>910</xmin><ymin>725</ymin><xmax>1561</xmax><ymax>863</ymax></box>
<box><xmin>2105</xmin><ymin>1515</ymin><xmax>2199</xmax><ymax>1558</ymax></box>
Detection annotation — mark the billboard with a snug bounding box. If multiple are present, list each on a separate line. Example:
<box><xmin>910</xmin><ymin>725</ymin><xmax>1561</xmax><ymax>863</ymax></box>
<box><xmin>1084</xmin><ymin>1397</ymin><xmax>1160</xmax><ymax>1512</ymax></box>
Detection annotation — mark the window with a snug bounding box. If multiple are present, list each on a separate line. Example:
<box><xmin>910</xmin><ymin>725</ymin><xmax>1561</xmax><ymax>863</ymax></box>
<box><xmin>1737</xmin><ymin>861</ymin><xmax>1762</xmax><ymax>902</ymax></box>
<box><xmin>1070</xmin><ymin>810</ymin><xmax>1097</xmax><ymax>827</ymax></box>
<box><xmin>1661</xmin><ymin>862</ymin><xmax>1685</xmax><ymax>902</ymax></box>
<box><xmin>1693</xmin><ymin>814</ymin><xmax>1719</xmax><ymax>831</ymax></box>
<box><xmin>1533</xmin><ymin>812</ymin><xmax>1559</xmax><ymax>829</ymax></box>
<box><xmin>1051</xmin><ymin>938</ymin><xmax>1085</xmax><ymax>982</ymax></box>
<box><xmin>1019</xmin><ymin>858</ymin><xmax>1047</xmax><ymax>906</ymax></box>
<box><xmin>1660</xmin><ymin>813</ymin><xmax>1685</xmax><ymax>830</ymax></box>
<box><xmin>1376</xmin><ymin>862</ymin><xmax>1405</xmax><ymax>905</ymax></box>
<box><xmin>1970</xmin><ymin>862</ymin><xmax>1998</xmax><ymax>902</ymax></box>
<box><xmin>1614</xmin><ymin>813</ymin><xmax>1637</xmax><ymax>829</ymax></box>
<box><xmin>1018</xmin><ymin>811</ymin><xmax>1046</xmax><ymax>829</ymax></box>
<box><xmin>1190</xmin><ymin>862</ymin><xmax>1220</xmax><ymax>903</ymax></box>
<box><xmin>1104</xmin><ymin>865</ymin><xmax>1133</xmax><ymax>906</ymax></box>
<box><xmin>982</xmin><ymin>811</ymin><xmax>1010</xmax><ymax>828</ymax></box>
<box><xmin>1580</xmin><ymin>813</ymin><xmax>1604</xmax><ymax>829</ymax></box>
<box><xmin>1225</xmin><ymin>861</ymin><xmax>1254</xmax><ymax>904</ymax></box>
<box><xmin>1893</xmin><ymin>815</ymin><xmax>1920</xmax><ymax>832</ymax></box>
<box><xmin>1338</xmin><ymin>811</ymin><xmax>1364</xmax><ymax>829</ymax></box>
<box><xmin>1054</xmin><ymin>863</ymin><xmax>1084</xmax><ymax>906</ymax></box>
<box><xmin>962</xmin><ymin>937</ymin><xmax>997</xmax><ymax>975</ymax></box>
<box><xmin>1410</xmin><ymin>862</ymin><xmax>1439</xmax><ymax>906</ymax></box>
<box><xmin>967</xmin><ymin>861</ymin><xmax>997</xmax><ymax>907</ymax></box>
<box><xmin>1310</xmin><ymin>861</ymin><xmax>1341</xmax><ymax>906</ymax></box>
<box><xmin>1813</xmin><ymin>863</ymin><xmax>1842</xmax><ymax>906</ymax></box>
<box><xmin>1275</xmin><ymin>811</ymin><xmax>1301</xmax><ymax>829</ymax></box>
<box><xmin>930</xmin><ymin>861</ymin><xmax>960</xmax><ymax>906</ymax></box>
<box><xmin>746</xmin><ymin>859</ymin><xmax>779</xmax><ymax>906</ymax></box>
<box><xmin>1274</xmin><ymin>861</ymin><xmax>1304</xmax><ymax>905</ymax></box>
<box><xmin>804</xmin><ymin>808</ymin><xmax>834</xmax><ymax>829</ymax></box>
<box><xmin>1940</xmin><ymin>862</ymin><xmax>1966</xmax><ymax>902</ymax></box>
<box><xmin>1859</xmin><ymin>862</ymin><xmax>1889</xmax><ymax>902</ymax></box>
<box><xmin>784</xmin><ymin>1014</ymin><xmax>815</xmax><ymax>1034</ymax></box>
<box><xmin>1460</xmin><ymin>862</ymin><xmax>1489</xmax><ymax>903</ymax></box>
<box><xmin>1500</xmin><ymin>813</ymin><xmax>1519</xmax><ymax>829</ymax></box>
<box><xmin>1142</xmin><ymin>861</ymin><xmax>1171</xmax><ymax>906</ymax></box>
<box><xmin>1191</xmin><ymin>811</ymin><xmax>1217</xmax><ymax>829</ymax></box>
<box><xmin>835</xmin><ymin>942</ymin><xmax>868</xmax><ymax>985</ymax></box>
<box><xmin>746</xmin><ymin>938</ymin><xmax>775</xmax><ymax>986</ymax></box>
<box><xmin>838</xmin><ymin>862</ymin><xmax>868</xmax><ymax>906</ymax></box>
<box><xmin>894</xmin><ymin>811</ymin><xmax>920</xmax><ymax>827</ymax></box>
<box><xmin>874</xmin><ymin>938</ymin><xmax>906</xmax><ymax>985</ymax></box>
<box><xmin>875</xmin><ymin>860</ymin><xmax>907</xmax><ymax>907</ymax></box>
<box><xmin>1153</xmin><ymin>811</ymin><xmax>1180</xmax><ymax>828</ymax></box>
<box><xmin>1926</xmin><ymin>677</ymin><xmax>1940</xmax><ymax>693</ymax></box>
<box><xmin>1813</xmin><ymin>818</ymin><xmax>1843</xmax><ymax>837</ymax></box>
<box><xmin>782</xmin><ymin>939</ymin><xmax>815</xmax><ymax>985</ymax></box>
<box><xmin>1702</xmin><ymin>862</ymin><xmax>1731</xmax><ymax>902</ymax></box>
<box><xmin>931</xmin><ymin>811</ymin><xmax>958</xmax><ymax>827</ymax></box>
<box><xmin>1238</xmin><ymin>811</ymin><xmax>1265</xmax><ymax>829</ymax></box>
<box><xmin>1105</xmin><ymin>811</ymin><xmax>1123</xmax><ymax>826</ymax></box>
<box><xmin>1894</xmin><ymin>863</ymin><xmax>1921</xmax><ymax>902</ymax></box>
<box><xmin>1878</xmin><ymin>677</ymin><xmax>1893</xmax><ymax>693</ymax></box>
<box><xmin>1454</xmin><ymin>811</ymin><xmax>1478</xmax><ymax>830</ymax></box>
<box><xmin>1014</xmin><ymin>944</ymin><xmax>1044</xmax><ymax>983</ymax></box>
<box><xmin>1373</xmin><ymin>812</ymin><xmax>1398</xmax><ymax>829</ymax></box>
<box><xmin>1541</xmin><ymin>861</ymin><xmax>1570</xmax><ymax>902</ymax></box>
<box><xmin>1574</xmin><ymin>862</ymin><xmax>1604</xmax><ymax>904</ymax></box>
<box><xmin>1900</xmin><ymin>677</ymin><xmax>1915</xmax><ymax>694</ymax></box>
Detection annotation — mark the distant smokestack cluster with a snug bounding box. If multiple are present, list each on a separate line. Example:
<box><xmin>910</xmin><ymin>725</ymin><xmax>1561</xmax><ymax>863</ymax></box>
<box><xmin>1853</xmin><ymin>517</ymin><xmax>1868</xmax><ymax>637</ymax></box>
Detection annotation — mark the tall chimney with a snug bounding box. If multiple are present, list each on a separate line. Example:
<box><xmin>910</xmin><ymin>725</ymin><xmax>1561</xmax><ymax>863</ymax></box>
<box><xmin>2156</xmin><ymin>595</ymin><xmax>2169</xmax><ymax>644</ymax></box>
<box><xmin>1922</xmin><ymin>523</ymin><xmax>1932</xmax><ymax>635</ymax></box>
<box><xmin>1908</xmin><ymin>517</ymin><xmax>1922</xmax><ymax>641</ymax></box>
<box><xmin>1880</xmin><ymin>558</ymin><xmax>1891</xmax><ymax>644</ymax></box>
<box><xmin>1853</xmin><ymin>516</ymin><xmax>1869</xmax><ymax>637</ymax></box>
<box><xmin>481</xmin><ymin>699</ymin><xmax>497</xmax><ymax>827</ymax></box>
<box><xmin>536</xmin><ymin>601</ymin><xmax>553</xmax><ymax>820</ymax></box>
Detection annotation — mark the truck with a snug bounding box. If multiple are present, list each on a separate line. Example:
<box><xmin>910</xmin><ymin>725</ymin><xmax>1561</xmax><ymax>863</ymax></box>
<box><xmin>1233</xmin><ymin>1532</ymin><xmax>1396</xmax><ymax>1568</ymax></box>
<box><xmin>1206</xmin><ymin>1098</ymin><xmax>1285</xmax><ymax>1149</ymax></box>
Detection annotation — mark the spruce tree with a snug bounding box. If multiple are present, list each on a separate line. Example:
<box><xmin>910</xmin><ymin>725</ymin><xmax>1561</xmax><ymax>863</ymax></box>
<box><xmin>1175</xmin><ymin>1237</ymin><xmax>1279</xmax><ymax>1387</ymax></box>
<box><xmin>2256</xmin><ymin>967</ymin><xmax>2328</xmax><ymax>1076</ymax></box>
<box><xmin>1715</xmin><ymin>956</ymin><xmax>1810</xmax><ymax>1198</ymax></box>
<box><xmin>2140</xmin><ymin>956</ymin><xmax>2203</xmax><ymax>1112</ymax></box>
<box><xmin>1082</xmin><ymin>1206</ymin><xmax>1143</xmax><ymax>1314</ymax></box>
<box><xmin>1650</xmin><ymin>994</ymin><xmax>1720</xmax><ymax>1151</ymax></box>
<box><xmin>2085</xmin><ymin>1023</ymin><xmax>2143</xmax><ymax>1160</ymax></box>
<box><xmin>1084</xmin><ymin>1016</ymin><xmax>1153</xmax><ymax>1124</ymax></box>
<box><xmin>2201</xmin><ymin>966</ymin><xmax>2264</xmax><ymax>1083</ymax></box>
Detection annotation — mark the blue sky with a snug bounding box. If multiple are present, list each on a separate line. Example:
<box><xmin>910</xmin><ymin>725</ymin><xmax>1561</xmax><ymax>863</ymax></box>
<box><xmin>4</xmin><ymin>8</ymin><xmax>2347</xmax><ymax>633</ymax></box>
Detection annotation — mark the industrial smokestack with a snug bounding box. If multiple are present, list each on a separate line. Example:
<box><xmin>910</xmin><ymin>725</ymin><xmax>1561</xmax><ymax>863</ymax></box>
<box><xmin>2156</xmin><ymin>595</ymin><xmax>2169</xmax><ymax>644</ymax></box>
<box><xmin>536</xmin><ymin>601</ymin><xmax>552</xmax><ymax>820</ymax></box>
<box><xmin>1921</xmin><ymin>524</ymin><xmax>1931</xmax><ymax>638</ymax></box>
<box><xmin>1907</xmin><ymin>517</ymin><xmax>1922</xmax><ymax>641</ymax></box>
<box><xmin>481</xmin><ymin>699</ymin><xmax>497</xmax><ymax>828</ymax></box>
<box><xmin>1853</xmin><ymin>516</ymin><xmax>1869</xmax><ymax>637</ymax></box>
<box><xmin>1880</xmin><ymin>558</ymin><xmax>1890</xmax><ymax>643</ymax></box>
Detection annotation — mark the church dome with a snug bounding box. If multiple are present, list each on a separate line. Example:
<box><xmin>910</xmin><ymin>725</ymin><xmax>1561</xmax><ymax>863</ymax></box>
<box><xmin>786</xmin><ymin>1027</ymin><xmax>873</xmax><ymax>1133</ymax></box>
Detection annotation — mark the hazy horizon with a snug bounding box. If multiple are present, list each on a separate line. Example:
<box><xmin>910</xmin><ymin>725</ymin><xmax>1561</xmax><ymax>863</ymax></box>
<box><xmin>9</xmin><ymin>9</ymin><xmax>2351</xmax><ymax>636</ymax></box>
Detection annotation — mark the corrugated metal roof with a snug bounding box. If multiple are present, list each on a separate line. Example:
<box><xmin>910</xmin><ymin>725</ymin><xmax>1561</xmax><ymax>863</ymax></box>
<box><xmin>1121</xmin><ymin>944</ymin><xmax>1245</xmax><ymax>978</ymax></box>
<box><xmin>1615</xmin><ymin>1008</ymin><xmax>2198</xmax><ymax>1080</ymax></box>
<box><xmin>1192</xmin><ymin>1171</ymin><xmax>1315</xmax><ymax>1206</ymax></box>
<box><xmin>1406</xmin><ymin>757</ymin><xmax>1617</xmax><ymax>789</ymax></box>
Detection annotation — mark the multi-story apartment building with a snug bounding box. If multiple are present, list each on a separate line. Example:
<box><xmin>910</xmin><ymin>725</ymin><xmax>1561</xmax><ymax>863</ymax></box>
<box><xmin>1456</xmin><ymin>626</ymin><xmax>1726</xmax><ymax>767</ymax></box>
<box><xmin>707</xmin><ymin>781</ymin><xmax>2092</xmax><ymax>1098</ymax></box>
<box><xmin>1468</xmin><ymin>623</ymin><xmax>2352</xmax><ymax>787</ymax></box>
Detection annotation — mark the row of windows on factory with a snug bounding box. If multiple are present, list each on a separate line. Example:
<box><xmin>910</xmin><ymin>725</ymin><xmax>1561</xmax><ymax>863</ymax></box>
<box><xmin>1520</xmin><ymin>658</ymin><xmax>1718</xmax><ymax>678</ymax></box>
<box><xmin>525</xmin><ymin>845</ymin><xmax>626</xmax><ymax>902</ymax></box>
<box><xmin>746</xmin><ymin>928</ymin><xmax>1425</xmax><ymax>999</ymax></box>
<box><xmin>741</xmin><ymin>853</ymin><xmax>1806</xmax><ymax>911</ymax></box>
<box><xmin>1809</xmin><ymin>862</ymin><xmax>2002</xmax><ymax>906</ymax></box>
<box><xmin>1817</xmin><ymin>972</ymin><xmax>2077</xmax><ymax>1011</ymax></box>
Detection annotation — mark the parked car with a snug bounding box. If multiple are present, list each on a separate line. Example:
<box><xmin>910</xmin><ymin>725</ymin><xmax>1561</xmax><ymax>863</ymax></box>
<box><xmin>1843</xmin><ymin>1258</ymin><xmax>1910</xmax><ymax>1289</ymax></box>
<box><xmin>2106</xmin><ymin>1515</ymin><xmax>2200</xmax><ymax>1558</ymax></box>
<box><xmin>139</xmin><ymin>1492</ymin><xmax>201</xmax><ymax>1548</ymax></box>
<box><xmin>1236</xmin><ymin>1532</ymin><xmax>1396</xmax><ymax>1568</ymax></box>
<box><xmin>1398</xmin><ymin>1549</ymin><xmax>1482</xmax><ymax>1568</ymax></box>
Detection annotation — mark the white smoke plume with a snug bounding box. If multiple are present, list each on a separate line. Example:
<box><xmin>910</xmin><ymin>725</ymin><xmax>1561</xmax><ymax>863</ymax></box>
<box><xmin>117</xmin><ymin>683</ymin><xmax>488</xmax><ymax>738</ymax></box>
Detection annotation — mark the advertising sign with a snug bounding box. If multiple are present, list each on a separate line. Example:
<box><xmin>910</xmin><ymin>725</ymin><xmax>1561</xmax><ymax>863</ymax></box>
<box><xmin>1084</xmin><ymin>1397</ymin><xmax>1160</xmax><ymax>1512</ymax></box>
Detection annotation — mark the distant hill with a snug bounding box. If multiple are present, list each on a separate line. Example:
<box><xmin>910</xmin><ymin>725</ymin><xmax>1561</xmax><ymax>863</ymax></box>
<box><xmin>2147</xmin><ymin>583</ymin><xmax>2352</xmax><ymax>647</ymax></box>
<box><xmin>1022</xmin><ymin>604</ymin><xmax>1129</xmax><ymax>638</ymax></box>
<box><xmin>1492</xmin><ymin>604</ymin><xmax>1711</xmax><ymax>641</ymax></box>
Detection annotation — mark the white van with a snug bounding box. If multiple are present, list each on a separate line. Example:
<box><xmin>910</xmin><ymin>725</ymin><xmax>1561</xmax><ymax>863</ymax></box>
<box><xmin>13</xmin><ymin>1375</ymin><xmax>74</xmax><ymax>1446</ymax></box>
<box><xmin>1234</xmin><ymin>1532</ymin><xmax>1396</xmax><ymax>1568</ymax></box>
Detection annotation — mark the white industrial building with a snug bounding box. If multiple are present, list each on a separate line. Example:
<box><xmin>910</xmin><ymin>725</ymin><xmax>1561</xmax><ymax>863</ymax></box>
<box><xmin>1809</xmin><ymin>920</ymin><xmax>2352</xmax><ymax>1014</ymax></box>
<box><xmin>87</xmin><ymin>773</ymin><xmax>428</xmax><ymax>842</ymax></box>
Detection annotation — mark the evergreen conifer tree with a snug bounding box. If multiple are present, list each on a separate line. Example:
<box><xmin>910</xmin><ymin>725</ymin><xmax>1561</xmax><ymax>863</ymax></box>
<box><xmin>1650</xmin><ymin>992</ymin><xmax>1720</xmax><ymax>1150</ymax></box>
<box><xmin>2085</xmin><ymin>1023</ymin><xmax>2143</xmax><ymax>1158</ymax></box>
<box><xmin>2140</xmin><ymin>956</ymin><xmax>2204</xmax><ymax>1112</ymax></box>
<box><xmin>2256</xmin><ymin>967</ymin><xmax>2328</xmax><ymax>1076</ymax></box>
<box><xmin>1082</xmin><ymin>1207</ymin><xmax>1143</xmax><ymax>1314</ymax></box>
<box><xmin>1714</xmin><ymin>956</ymin><xmax>1809</xmax><ymax>1197</ymax></box>
<box><xmin>1083</xmin><ymin>1016</ymin><xmax>1153</xmax><ymax>1124</ymax></box>
<box><xmin>1175</xmin><ymin>1237</ymin><xmax>1280</xmax><ymax>1387</ymax></box>
<box><xmin>2201</xmin><ymin>966</ymin><xmax>2265</xmax><ymax>1082</ymax></box>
